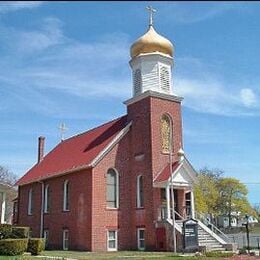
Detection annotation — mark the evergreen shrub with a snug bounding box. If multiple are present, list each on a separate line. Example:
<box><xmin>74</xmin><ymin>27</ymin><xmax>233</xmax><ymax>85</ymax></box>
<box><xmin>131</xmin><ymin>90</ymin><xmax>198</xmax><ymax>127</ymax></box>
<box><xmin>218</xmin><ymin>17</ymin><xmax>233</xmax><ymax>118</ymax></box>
<box><xmin>0</xmin><ymin>224</ymin><xmax>12</xmax><ymax>239</ymax></box>
<box><xmin>0</xmin><ymin>238</ymin><xmax>28</xmax><ymax>255</ymax></box>
<box><xmin>27</xmin><ymin>238</ymin><xmax>45</xmax><ymax>255</ymax></box>
<box><xmin>11</xmin><ymin>226</ymin><xmax>30</xmax><ymax>238</ymax></box>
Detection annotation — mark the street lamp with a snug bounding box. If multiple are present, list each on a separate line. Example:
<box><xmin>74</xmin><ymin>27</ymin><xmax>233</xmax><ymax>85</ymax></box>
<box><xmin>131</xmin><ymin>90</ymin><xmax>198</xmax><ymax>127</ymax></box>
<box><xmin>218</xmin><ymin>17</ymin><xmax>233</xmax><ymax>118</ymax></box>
<box><xmin>242</xmin><ymin>214</ymin><xmax>250</xmax><ymax>253</ymax></box>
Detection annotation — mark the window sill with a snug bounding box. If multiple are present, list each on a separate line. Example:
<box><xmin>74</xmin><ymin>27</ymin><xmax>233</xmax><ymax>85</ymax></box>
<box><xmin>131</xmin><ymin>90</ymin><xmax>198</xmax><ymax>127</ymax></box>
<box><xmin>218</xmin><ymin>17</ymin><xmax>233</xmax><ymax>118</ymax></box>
<box><xmin>27</xmin><ymin>214</ymin><xmax>33</xmax><ymax>216</ymax></box>
<box><xmin>107</xmin><ymin>248</ymin><xmax>117</xmax><ymax>251</ymax></box>
<box><xmin>106</xmin><ymin>208</ymin><xmax>119</xmax><ymax>211</ymax></box>
<box><xmin>136</xmin><ymin>207</ymin><xmax>145</xmax><ymax>210</ymax></box>
<box><xmin>161</xmin><ymin>151</ymin><xmax>173</xmax><ymax>155</ymax></box>
<box><xmin>62</xmin><ymin>210</ymin><xmax>70</xmax><ymax>213</ymax></box>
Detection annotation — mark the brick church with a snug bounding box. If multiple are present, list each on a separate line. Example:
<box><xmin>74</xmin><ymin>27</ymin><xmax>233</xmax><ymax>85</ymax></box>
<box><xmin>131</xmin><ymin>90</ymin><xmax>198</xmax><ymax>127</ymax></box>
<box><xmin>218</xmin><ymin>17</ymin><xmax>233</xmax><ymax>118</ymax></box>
<box><xmin>15</xmin><ymin>9</ymin><xmax>232</xmax><ymax>252</ymax></box>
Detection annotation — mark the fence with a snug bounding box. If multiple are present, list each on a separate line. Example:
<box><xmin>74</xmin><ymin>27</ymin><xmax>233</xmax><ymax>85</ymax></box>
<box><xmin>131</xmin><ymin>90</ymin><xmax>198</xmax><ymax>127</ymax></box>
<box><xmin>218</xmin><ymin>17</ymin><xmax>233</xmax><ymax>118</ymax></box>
<box><xmin>228</xmin><ymin>233</ymin><xmax>260</xmax><ymax>249</ymax></box>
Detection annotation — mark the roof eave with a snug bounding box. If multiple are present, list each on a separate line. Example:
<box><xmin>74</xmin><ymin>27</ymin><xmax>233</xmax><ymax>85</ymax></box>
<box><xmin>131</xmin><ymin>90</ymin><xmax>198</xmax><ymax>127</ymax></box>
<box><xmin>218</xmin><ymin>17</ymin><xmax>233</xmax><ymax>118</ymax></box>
<box><xmin>17</xmin><ymin>121</ymin><xmax>132</xmax><ymax>187</ymax></box>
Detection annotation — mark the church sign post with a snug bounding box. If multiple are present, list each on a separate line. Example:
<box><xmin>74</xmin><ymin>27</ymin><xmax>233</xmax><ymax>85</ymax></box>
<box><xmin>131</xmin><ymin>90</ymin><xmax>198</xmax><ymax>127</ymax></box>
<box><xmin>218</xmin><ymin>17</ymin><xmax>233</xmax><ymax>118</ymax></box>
<box><xmin>182</xmin><ymin>218</ymin><xmax>199</xmax><ymax>252</ymax></box>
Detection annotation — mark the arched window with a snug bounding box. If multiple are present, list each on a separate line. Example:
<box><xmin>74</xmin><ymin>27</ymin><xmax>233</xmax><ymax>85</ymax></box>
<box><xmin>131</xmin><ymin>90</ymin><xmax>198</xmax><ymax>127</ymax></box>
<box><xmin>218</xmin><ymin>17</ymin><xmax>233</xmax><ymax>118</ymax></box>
<box><xmin>63</xmin><ymin>180</ymin><xmax>69</xmax><ymax>211</ymax></box>
<box><xmin>161</xmin><ymin>114</ymin><xmax>172</xmax><ymax>153</ymax></box>
<box><xmin>28</xmin><ymin>188</ymin><xmax>33</xmax><ymax>215</ymax></box>
<box><xmin>44</xmin><ymin>184</ymin><xmax>50</xmax><ymax>213</ymax></box>
<box><xmin>106</xmin><ymin>169</ymin><xmax>119</xmax><ymax>208</ymax></box>
<box><xmin>137</xmin><ymin>175</ymin><xmax>144</xmax><ymax>208</ymax></box>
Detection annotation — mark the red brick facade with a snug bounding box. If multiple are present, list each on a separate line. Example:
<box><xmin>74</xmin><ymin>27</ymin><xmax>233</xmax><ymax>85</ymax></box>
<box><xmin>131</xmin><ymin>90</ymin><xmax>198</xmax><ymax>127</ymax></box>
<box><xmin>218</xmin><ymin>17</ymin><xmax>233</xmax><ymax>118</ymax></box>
<box><xmin>17</xmin><ymin>93</ymin><xmax>186</xmax><ymax>251</ymax></box>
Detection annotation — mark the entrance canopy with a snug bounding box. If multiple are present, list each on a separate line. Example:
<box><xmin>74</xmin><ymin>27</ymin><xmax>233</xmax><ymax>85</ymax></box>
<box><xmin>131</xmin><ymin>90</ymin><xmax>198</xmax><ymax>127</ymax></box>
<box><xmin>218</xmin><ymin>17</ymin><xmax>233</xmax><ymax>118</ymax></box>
<box><xmin>153</xmin><ymin>157</ymin><xmax>197</xmax><ymax>188</ymax></box>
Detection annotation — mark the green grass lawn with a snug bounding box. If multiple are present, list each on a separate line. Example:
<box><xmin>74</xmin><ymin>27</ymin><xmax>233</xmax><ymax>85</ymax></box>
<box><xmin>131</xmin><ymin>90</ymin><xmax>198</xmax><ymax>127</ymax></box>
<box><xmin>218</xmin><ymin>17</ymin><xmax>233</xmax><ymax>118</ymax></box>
<box><xmin>0</xmin><ymin>250</ymin><xmax>235</xmax><ymax>260</ymax></box>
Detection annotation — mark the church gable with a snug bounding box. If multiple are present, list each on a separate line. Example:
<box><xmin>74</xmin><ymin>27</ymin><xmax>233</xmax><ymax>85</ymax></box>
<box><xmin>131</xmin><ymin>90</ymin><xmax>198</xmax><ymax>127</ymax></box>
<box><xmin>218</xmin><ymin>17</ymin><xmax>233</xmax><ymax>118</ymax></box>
<box><xmin>172</xmin><ymin>163</ymin><xmax>196</xmax><ymax>186</ymax></box>
<box><xmin>153</xmin><ymin>158</ymin><xmax>197</xmax><ymax>187</ymax></box>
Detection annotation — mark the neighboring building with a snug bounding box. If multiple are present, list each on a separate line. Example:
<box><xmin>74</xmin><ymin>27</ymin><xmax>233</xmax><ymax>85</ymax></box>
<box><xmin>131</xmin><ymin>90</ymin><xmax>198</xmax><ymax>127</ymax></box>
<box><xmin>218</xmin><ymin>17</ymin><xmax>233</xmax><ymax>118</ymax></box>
<box><xmin>0</xmin><ymin>182</ymin><xmax>17</xmax><ymax>224</ymax></box>
<box><xmin>218</xmin><ymin>215</ymin><xmax>238</xmax><ymax>228</ymax></box>
<box><xmin>15</xmin><ymin>11</ymin><xmax>234</xmax><ymax>252</ymax></box>
<box><xmin>218</xmin><ymin>213</ymin><xmax>258</xmax><ymax>228</ymax></box>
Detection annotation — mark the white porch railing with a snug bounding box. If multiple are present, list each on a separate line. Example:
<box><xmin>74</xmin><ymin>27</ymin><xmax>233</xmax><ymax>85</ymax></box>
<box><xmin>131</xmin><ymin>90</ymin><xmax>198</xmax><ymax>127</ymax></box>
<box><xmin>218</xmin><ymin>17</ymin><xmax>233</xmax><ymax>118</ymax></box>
<box><xmin>158</xmin><ymin>205</ymin><xmax>187</xmax><ymax>222</ymax></box>
<box><xmin>195</xmin><ymin>212</ymin><xmax>231</xmax><ymax>243</ymax></box>
<box><xmin>158</xmin><ymin>206</ymin><xmax>231</xmax><ymax>245</ymax></box>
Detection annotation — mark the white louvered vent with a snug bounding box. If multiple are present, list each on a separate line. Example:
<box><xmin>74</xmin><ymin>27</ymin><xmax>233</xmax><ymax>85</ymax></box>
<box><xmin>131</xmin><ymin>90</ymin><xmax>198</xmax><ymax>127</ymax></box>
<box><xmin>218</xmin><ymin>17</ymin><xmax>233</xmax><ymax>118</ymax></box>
<box><xmin>160</xmin><ymin>66</ymin><xmax>170</xmax><ymax>93</ymax></box>
<box><xmin>133</xmin><ymin>69</ymin><xmax>142</xmax><ymax>95</ymax></box>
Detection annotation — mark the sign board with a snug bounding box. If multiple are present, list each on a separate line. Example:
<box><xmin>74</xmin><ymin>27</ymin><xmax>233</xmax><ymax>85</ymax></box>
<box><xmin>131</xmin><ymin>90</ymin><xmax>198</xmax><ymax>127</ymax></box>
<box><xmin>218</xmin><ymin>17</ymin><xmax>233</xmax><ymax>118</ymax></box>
<box><xmin>182</xmin><ymin>218</ymin><xmax>199</xmax><ymax>252</ymax></box>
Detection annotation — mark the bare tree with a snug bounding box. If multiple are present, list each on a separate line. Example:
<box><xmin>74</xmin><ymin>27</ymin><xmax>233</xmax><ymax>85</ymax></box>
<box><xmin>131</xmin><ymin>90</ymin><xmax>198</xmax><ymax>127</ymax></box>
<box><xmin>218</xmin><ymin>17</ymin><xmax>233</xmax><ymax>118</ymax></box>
<box><xmin>0</xmin><ymin>166</ymin><xmax>17</xmax><ymax>186</ymax></box>
<box><xmin>0</xmin><ymin>166</ymin><xmax>18</xmax><ymax>223</ymax></box>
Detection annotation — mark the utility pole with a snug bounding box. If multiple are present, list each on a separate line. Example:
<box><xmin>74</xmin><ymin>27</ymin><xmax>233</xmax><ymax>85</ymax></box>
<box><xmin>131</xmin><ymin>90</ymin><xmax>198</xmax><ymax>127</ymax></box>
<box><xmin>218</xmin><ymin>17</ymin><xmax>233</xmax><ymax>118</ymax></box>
<box><xmin>242</xmin><ymin>214</ymin><xmax>250</xmax><ymax>254</ymax></box>
<box><xmin>169</xmin><ymin>124</ymin><xmax>177</xmax><ymax>253</ymax></box>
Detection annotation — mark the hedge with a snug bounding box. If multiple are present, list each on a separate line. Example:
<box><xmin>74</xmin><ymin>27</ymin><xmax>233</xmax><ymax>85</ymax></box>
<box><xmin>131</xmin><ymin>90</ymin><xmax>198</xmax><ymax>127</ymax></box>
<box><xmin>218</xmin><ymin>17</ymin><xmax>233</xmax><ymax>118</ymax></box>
<box><xmin>0</xmin><ymin>224</ymin><xmax>12</xmax><ymax>239</ymax></box>
<box><xmin>11</xmin><ymin>226</ymin><xmax>30</xmax><ymax>239</ymax></box>
<box><xmin>27</xmin><ymin>238</ymin><xmax>45</xmax><ymax>255</ymax></box>
<box><xmin>0</xmin><ymin>239</ymin><xmax>28</xmax><ymax>256</ymax></box>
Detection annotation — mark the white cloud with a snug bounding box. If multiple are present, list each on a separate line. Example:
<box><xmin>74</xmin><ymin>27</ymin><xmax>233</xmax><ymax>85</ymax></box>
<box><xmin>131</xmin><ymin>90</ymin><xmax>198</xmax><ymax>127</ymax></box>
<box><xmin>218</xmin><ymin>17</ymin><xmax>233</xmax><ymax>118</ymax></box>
<box><xmin>0</xmin><ymin>17</ymin><xmax>65</xmax><ymax>54</ymax></box>
<box><xmin>240</xmin><ymin>88</ymin><xmax>257</xmax><ymax>107</ymax></box>
<box><xmin>0</xmin><ymin>1</ymin><xmax>43</xmax><ymax>14</ymax></box>
<box><xmin>0</xmin><ymin>15</ymin><xmax>259</xmax><ymax>118</ymax></box>
<box><xmin>174</xmin><ymin>61</ymin><xmax>260</xmax><ymax>117</ymax></box>
<box><xmin>0</xmin><ymin>17</ymin><xmax>132</xmax><ymax>117</ymax></box>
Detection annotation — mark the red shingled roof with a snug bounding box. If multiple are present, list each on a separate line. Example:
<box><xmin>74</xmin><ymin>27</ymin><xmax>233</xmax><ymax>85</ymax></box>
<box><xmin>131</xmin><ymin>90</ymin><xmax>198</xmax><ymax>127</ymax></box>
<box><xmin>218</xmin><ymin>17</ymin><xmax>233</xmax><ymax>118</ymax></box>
<box><xmin>154</xmin><ymin>161</ymin><xmax>180</xmax><ymax>183</ymax></box>
<box><xmin>17</xmin><ymin>115</ymin><xmax>128</xmax><ymax>186</ymax></box>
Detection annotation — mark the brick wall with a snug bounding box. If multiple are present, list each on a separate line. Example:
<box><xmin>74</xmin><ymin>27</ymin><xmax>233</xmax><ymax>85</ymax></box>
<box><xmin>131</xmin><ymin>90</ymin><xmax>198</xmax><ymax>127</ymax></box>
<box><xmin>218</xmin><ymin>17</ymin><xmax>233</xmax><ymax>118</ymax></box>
<box><xmin>18</xmin><ymin>169</ymin><xmax>92</xmax><ymax>250</ymax></box>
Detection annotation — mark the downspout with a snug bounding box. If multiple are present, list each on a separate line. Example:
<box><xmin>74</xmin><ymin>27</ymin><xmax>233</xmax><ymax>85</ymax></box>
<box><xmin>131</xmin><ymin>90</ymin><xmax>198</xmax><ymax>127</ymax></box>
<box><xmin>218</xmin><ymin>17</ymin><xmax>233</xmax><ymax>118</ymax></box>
<box><xmin>39</xmin><ymin>181</ymin><xmax>44</xmax><ymax>238</ymax></box>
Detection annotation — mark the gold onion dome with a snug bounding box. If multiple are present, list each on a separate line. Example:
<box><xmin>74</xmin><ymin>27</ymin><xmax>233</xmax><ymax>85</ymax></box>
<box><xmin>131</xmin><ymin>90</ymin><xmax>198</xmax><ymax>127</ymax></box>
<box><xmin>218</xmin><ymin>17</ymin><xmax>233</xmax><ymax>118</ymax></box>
<box><xmin>130</xmin><ymin>25</ymin><xmax>174</xmax><ymax>59</ymax></box>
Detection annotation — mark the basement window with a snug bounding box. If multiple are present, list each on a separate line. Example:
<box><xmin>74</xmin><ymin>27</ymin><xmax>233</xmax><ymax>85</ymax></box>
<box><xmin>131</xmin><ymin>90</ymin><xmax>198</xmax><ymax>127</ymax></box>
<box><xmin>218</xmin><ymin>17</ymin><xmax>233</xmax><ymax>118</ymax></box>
<box><xmin>107</xmin><ymin>230</ymin><xmax>117</xmax><ymax>251</ymax></box>
<box><xmin>137</xmin><ymin>228</ymin><xmax>145</xmax><ymax>250</ymax></box>
<box><xmin>63</xmin><ymin>229</ymin><xmax>69</xmax><ymax>250</ymax></box>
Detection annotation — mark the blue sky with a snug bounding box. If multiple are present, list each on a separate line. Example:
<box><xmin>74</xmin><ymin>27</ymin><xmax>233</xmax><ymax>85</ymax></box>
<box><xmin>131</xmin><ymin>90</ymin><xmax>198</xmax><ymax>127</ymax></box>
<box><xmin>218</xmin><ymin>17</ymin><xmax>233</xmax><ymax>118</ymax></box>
<box><xmin>0</xmin><ymin>2</ymin><xmax>260</xmax><ymax>205</ymax></box>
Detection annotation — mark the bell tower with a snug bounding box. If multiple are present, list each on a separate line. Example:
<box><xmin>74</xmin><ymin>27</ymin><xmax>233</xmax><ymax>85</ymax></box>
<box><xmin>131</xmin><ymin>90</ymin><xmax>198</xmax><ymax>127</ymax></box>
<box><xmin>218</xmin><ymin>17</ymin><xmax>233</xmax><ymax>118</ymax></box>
<box><xmin>129</xmin><ymin>6</ymin><xmax>174</xmax><ymax>97</ymax></box>
<box><xmin>125</xmin><ymin>6</ymin><xmax>183</xmax><ymax>170</ymax></box>
<box><xmin>125</xmin><ymin>7</ymin><xmax>183</xmax><ymax>250</ymax></box>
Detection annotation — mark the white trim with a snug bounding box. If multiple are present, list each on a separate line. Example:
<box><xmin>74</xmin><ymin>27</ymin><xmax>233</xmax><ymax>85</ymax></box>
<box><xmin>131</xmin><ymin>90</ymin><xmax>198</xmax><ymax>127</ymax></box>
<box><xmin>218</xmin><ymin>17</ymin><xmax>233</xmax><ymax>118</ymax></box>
<box><xmin>168</xmin><ymin>158</ymin><xmax>197</xmax><ymax>185</ymax></box>
<box><xmin>198</xmin><ymin>220</ymin><xmax>227</xmax><ymax>245</ymax></box>
<box><xmin>190</xmin><ymin>189</ymin><xmax>195</xmax><ymax>218</ymax></box>
<box><xmin>28</xmin><ymin>188</ymin><xmax>33</xmax><ymax>215</ymax></box>
<box><xmin>91</xmin><ymin>122</ymin><xmax>132</xmax><ymax>167</ymax></box>
<box><xmin>166</xmin><ymin>218</ymin><xmax>183</xmax><ymax>234</ymax></box>
<box><xmin>62</xmin><ymin>229</ymin><xmax>69</xmax><ymax>250</ymax></box>
<box><xmin>44</xmin><ymin>184</ymin><xmax>49</xmax><ymax>213</ymax></box>
<box><xmin>124</xmin><ymin>90</ymin><xmax>183</xmax><ymax>106</ymax></box>
<box><xmin>107</xmin><ymin>230</ymin><xmax>118</xmax><ymax>251</ymax></box>
<box><xmin>166</xmin><ymin>185</ymin><xmax>170</xmax><ymax>220</ymax></box>
<box><xmin>136</xmin><ymin>175</ymin><xmax>144</xmax><ymax>208</ymax></box>
<box><xmin>63</xmin><ymin>180</ymin><xmax>69</xmax><ymax>211</ymax></box>
<box><xmin>129</xmin><ymin>52</ymin><xmax>173</xmax><ymax>67</ymax></box>
<box><xmin>137</xmin><ymin>228</ymin><xmax>145</xmax><ymax>250</ymax></box>
<box><xmin>0</xmin><ymin>192</ymin><xmax>6</xmax><ymax>224</ymax></box>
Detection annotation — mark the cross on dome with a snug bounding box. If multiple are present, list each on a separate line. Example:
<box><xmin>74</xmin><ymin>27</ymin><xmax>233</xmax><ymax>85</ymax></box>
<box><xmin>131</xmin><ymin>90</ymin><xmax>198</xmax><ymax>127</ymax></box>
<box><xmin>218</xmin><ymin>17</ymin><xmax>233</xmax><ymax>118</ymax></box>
<box><xmin>146</xmin><ymin>6</ymin><xmax>156</xmax><ymax>27</ymax></box>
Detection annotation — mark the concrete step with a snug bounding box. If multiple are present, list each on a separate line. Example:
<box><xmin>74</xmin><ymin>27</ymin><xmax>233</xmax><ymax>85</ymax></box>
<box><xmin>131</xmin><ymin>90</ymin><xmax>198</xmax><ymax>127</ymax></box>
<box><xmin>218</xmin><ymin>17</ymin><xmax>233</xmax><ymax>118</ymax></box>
<box><xmin>199</xmin><ymin>241</ymin><xmax>222</xmax><ymax>246</ymax></box>
<box><xmin>199</xmin><ymin>239</ymin><xmax>222</xmax><ymax>243</ymax></box>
